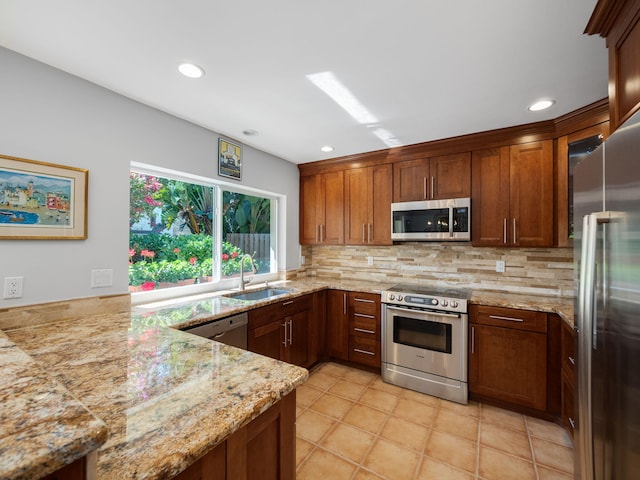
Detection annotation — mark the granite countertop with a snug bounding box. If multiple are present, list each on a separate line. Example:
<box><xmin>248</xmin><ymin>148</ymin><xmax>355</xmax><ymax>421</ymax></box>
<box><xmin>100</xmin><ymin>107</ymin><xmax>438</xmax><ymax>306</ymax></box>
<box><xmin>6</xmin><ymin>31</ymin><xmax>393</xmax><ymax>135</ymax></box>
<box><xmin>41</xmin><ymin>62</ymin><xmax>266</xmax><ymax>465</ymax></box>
<box><xmin>1</xmin><ymin>278</ymin><xmax>573</xmax><ymax>479</ymax></box>
<box><xmin>0</xmin><ymin>330</ymin><xmax>108</xmax><ymax>480</ymax></box>
<box><xmin>4</xmin><ymin>308</ymin><xmax>307</xmax><ymax>479</ymax></box>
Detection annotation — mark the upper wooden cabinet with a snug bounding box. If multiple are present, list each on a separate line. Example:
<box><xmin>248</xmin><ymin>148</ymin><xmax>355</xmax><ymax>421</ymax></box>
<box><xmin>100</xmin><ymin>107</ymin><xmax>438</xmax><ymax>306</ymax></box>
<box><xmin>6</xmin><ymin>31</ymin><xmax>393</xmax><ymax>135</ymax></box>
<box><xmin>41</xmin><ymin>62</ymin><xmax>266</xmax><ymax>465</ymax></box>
<box><xmin>586</xmin><ymin>0</ymin><xmax>640</xmax><ymax>132</ymax></box>
<box><xmin>472</xmin><ymin>141</ymin><xmax>554</xmax><ymax>247</ymax></box>
<box><xmin>393</xmin><ymin>152</ymin><xmax>471</xmax><ymax>202</ymax></box>
<box><xmin>300</xmin><ymin>171</ymin><xmax>344</xmax><ymax>245</ymax></box>
<box><xmin>344</xmin><ymin>164</ymin><xmax>393</xmax><ymax>245</ymax></box>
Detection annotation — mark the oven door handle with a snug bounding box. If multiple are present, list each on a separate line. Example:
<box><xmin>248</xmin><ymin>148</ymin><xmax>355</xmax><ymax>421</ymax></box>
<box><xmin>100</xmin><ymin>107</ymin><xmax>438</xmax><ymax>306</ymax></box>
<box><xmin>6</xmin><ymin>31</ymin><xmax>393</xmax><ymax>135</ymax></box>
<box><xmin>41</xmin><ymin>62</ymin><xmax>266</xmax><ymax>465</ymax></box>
<box><xmin>384</xmin><ymin>305</ymin><xmax>460</xmax><ymax>320</ymax></box>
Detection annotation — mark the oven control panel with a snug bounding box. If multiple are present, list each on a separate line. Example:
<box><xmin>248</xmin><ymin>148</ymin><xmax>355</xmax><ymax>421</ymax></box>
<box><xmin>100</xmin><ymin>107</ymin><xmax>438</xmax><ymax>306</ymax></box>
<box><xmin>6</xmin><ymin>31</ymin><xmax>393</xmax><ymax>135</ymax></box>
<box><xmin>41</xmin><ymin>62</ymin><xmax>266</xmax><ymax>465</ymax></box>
<box><xmin>382</xmin><ymin>291</ymin><xmax>467</xmax><ymax>314</ymax></box>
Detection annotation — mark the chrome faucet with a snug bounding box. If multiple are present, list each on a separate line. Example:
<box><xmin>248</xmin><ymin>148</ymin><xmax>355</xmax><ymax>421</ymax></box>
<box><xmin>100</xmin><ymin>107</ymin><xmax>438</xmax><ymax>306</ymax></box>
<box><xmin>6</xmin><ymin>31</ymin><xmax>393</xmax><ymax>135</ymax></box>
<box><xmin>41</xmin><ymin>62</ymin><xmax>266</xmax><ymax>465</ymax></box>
<box><xmin>239</xmin><ymin>254</ymin><xmax>257</xmax><ymax>291</ymax></box>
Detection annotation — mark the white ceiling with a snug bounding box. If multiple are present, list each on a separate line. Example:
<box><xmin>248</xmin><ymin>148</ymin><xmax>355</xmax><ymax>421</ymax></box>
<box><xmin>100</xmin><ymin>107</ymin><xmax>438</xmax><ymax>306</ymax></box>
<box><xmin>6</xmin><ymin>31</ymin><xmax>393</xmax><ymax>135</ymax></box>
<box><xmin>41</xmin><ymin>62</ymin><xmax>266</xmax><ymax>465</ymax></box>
<box><xmin>0</xmin><ymin>1</ymin><xmax>608</xmax><ymax>164</ymax></box>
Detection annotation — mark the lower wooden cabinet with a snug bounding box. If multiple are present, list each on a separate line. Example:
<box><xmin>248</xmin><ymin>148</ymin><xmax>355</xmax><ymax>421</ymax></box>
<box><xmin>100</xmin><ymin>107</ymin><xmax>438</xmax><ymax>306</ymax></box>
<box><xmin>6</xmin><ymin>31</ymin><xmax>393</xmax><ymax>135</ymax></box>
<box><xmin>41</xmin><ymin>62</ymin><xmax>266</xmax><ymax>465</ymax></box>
<box><xmin>560</xmin><ymin>319</ymin><xmax>577</xmax><ymax>438</ymax></box>
<box><xmin>326</xmin><ymin>290</ymin><xmax>349</xmax><ymax>361</ymax></box>
<box><xmin>348</xmin><ymin>292</ymin><xmax>381</xmax><ymax>368</ymax></box>
<box><xmin>326</xmin><ymin>290</ymin><xmax>381</xmax><ymax>369</ymax></box>
<box><xmin>173</xmin><ymin>392</ymin><xmax>296</xmax><ymax>480</ymax></box>
<box><xmin>469</xmin><ymin>305</ymin><xmax>548</xmax><ymax>411</ymax></box>
<box><xmin>42</xmin><ymin>456</ymin><xmax>88</xmax><ymax>480</ymax></box>
<box><xmin>248</xmin><ymin>294</ymin><xmax>313</xmax><ymax>368</ymax></box>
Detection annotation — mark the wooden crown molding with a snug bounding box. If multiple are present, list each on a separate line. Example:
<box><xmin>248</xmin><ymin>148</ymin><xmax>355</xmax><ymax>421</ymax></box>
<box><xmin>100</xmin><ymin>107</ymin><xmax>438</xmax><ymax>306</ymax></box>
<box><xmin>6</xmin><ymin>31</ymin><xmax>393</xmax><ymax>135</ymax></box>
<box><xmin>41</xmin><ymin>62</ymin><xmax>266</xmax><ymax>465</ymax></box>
<box><xmin>299</xmin><ymin>98</ymin><xmax>609</xmax><ymax>175</ymax></box>
<box><xmin>585</xmin><ymin>0</ymin><xmax>628</xmax><ymax>36</ymax></box>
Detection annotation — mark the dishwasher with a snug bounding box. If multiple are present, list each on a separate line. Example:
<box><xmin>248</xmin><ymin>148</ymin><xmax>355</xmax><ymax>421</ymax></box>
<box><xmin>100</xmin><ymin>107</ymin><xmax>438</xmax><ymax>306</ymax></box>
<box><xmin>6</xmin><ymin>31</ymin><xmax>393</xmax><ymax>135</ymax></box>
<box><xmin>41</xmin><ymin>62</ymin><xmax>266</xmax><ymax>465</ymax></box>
<box><xmin>182</xmin><ymin>312</ymin><xmax>248</xmax><ymax>349</ymax></box>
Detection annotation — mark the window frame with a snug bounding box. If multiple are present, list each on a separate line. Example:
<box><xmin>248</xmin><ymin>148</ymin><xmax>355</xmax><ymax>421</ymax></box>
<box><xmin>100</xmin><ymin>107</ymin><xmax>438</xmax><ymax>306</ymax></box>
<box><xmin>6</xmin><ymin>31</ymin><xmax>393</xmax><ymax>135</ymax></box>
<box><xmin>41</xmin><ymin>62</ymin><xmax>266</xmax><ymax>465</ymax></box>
<box><xmin>130</xmin><ymin>162</ymin><xmax>280</xmax><ymax>305</ymax></box>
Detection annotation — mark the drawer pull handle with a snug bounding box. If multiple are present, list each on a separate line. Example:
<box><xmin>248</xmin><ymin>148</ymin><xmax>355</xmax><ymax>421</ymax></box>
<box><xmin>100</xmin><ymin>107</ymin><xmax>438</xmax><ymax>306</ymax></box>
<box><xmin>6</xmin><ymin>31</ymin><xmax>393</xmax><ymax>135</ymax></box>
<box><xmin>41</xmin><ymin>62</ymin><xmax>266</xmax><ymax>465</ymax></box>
<box><xmin>354</xmin><ymin>298</ymin><xmax>375</xmax><ymax>303</ymax></box>
<box><xmin>282</xmin><ymin>300</ymin><xmax>294</xmax><ymax>306</ymax></box>
<box><xmin>354</xmin><ymin>313</ymin><xmax>376</xmax><ymax>319</ymax></box>
<box><xmin>569</xmin><ymin>417</ymin><xmax>576</xmax><ymax>429</ymax></box>
<box><xmin>489</xmin><ymin>314</ymin><xmax>524</xmax><ymax>323</ymax></box>
<box><xmin>568</xmin><ymin>356</ymin><xmax>575</xmax><ymax>365</ymax></box>
<box><xmin>354</xmin><ymin>348</ymin><xmax>375</xmax><ymax>356</ymax></box>
<box><xmin>354</xmin><ymin>327</ymin><xmax>375</xmax><ymax>334</ymax></box>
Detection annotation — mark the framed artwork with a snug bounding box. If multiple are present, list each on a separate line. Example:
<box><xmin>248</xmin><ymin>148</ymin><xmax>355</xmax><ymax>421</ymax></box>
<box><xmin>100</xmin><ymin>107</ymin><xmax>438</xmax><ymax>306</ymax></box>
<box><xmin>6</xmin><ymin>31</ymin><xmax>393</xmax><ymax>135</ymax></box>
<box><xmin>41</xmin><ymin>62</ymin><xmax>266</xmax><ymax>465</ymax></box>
<box><xmin>218</xmin><ymin>138</ymin><xmax>242</xmax><ymax>180</ymax></box>
<box><xmin>0</xmin><ymin>154</ymin><xmax>88</xmax><ymax>240</ymax></box>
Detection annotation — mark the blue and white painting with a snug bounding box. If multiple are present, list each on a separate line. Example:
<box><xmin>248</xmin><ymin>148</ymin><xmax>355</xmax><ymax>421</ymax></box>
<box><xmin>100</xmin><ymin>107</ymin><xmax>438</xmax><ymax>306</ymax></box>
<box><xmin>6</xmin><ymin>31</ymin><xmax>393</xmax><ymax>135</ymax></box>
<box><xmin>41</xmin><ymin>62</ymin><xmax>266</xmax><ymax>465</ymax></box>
<box><xmin>0</xmin><ymin>168</ymin><xmax>74</xmax><ymax>228</ymax></box>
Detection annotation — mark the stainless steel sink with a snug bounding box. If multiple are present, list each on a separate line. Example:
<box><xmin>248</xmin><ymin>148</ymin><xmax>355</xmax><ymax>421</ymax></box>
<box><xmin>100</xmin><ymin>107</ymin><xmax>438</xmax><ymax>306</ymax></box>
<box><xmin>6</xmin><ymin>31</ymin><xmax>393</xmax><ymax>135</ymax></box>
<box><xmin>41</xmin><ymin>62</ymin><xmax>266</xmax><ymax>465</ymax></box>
<box><xmin>224</xmin><ymin>288</ymin><xmax>293</xmax><ymax>301</ymax></box>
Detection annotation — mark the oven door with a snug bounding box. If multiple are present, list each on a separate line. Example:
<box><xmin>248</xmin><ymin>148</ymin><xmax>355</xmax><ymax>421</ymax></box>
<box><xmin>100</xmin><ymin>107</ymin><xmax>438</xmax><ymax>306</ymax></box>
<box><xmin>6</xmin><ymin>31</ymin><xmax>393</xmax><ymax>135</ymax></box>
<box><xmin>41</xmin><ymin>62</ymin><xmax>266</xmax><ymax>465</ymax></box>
<box><xmin>382</xmin><ymin>304</ymin><xmax>467</xmax><ymax>382</ymax></box>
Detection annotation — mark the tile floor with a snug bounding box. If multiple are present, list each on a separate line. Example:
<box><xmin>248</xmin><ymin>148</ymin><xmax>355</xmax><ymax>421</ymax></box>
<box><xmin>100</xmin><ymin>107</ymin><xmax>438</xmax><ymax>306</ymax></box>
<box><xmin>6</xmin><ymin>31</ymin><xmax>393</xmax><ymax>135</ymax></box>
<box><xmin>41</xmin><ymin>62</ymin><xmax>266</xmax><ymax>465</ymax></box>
<box><xmin>296</xmin><ymin>362</ymin><xmax>574</xmax><ymax>480</ymax></box>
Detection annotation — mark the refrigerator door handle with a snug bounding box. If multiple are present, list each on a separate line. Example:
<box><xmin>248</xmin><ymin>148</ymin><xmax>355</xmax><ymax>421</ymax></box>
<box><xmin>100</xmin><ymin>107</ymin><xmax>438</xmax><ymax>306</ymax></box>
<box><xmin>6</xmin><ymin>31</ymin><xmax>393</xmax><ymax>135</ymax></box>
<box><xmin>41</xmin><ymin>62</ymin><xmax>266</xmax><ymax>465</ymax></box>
<box><xmin>578</xmin><ymin>213</ymin><xmax>597</xmax><ymax>480</ymax></box>
<box><xmin>578</xmin><ymin>211</ymin><xmax>612</xmax><ymax>480</ymax></box>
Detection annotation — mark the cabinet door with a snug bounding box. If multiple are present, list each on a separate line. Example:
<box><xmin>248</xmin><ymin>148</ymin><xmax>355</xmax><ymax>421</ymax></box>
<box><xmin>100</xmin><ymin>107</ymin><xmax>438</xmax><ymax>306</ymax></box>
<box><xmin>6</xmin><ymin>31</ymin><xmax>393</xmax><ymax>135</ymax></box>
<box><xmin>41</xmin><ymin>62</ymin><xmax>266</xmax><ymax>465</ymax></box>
<box><xmin>344</xmin><ymin>167</ymin><xmax>372</xmax><ymax>244</ymax></box>
<box><xmin>284</xmin><ymin>310</ymin><xmax>310</xmax><ymax>367</ymax></box>
<box><xmin>371</xmin><ymin>163</ymin><xmax>393</xmax><ymax>245</ymax></box>
<box><xmin>227</xmin><ymin>393</ymin><xmax>296</xmax><ymax>480</ymax></box>
<box><xmin>300</xmin><ymin>174</ymin><xmax>320</xmax><ymax>245</ymax></box>
<box><xmin>308</xmin><ymin>291</ymin><xmax>326</xmax><ymax>365</ymax></box>
<box><xmin>469</xmin><ymin>323</ymin><xmax>547</xmax><ymax>410</ymax></box>
<box><xmin>299</xmin><ymin>172</ymin><xmax>344</xmax><ymax>245</ymax></box>
<box><xmin>509</xmin><ymin>141</ymin><xmax>554</xmax><ymax>247</ymax></box>
<box><xmin>322</xmin><ymin>171</ymin><xmax>345</xmax><ymax>244</ymax></box>
<box><xmin>393</xmin><ymin>158</ymin><xmax>430</xmax><ymax>202</ymax></box>
<box><xmin>326</xmin><ymin>290</ymin><xmax>349</xmax><ymax>361</ymax></box>
<box><xmin>344</xmin><ymin>164</ymin><xmax>393</xmax><ymax>245</ymax></box>
<box><xmin>471</xmin><ymin>147</ymin><xmax>510</xmax><ymax>246</ymax></box>
<box><xmin>248</xmin><ymin>320</ymin><xmax>282</xmax><ymax>361</ymax></box>
<box><xmin>42</xmin><ymin>457</ymin><xmax>87</xmax><ymax>480</ymax></box>
<box><xmin>430</xmin><ymin>152</ymin><xmax>471</xmax><ymax>199</ymax></box>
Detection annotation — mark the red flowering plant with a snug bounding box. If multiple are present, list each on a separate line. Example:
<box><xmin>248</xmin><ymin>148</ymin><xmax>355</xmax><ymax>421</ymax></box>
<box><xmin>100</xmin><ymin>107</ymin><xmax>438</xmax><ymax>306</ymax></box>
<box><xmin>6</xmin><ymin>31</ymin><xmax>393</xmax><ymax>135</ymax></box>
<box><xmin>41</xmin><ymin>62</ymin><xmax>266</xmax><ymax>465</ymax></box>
<box><xmin>129</xmin><ymin>172</ymin><xmax>166</xmax><ymax>228</ymax></box>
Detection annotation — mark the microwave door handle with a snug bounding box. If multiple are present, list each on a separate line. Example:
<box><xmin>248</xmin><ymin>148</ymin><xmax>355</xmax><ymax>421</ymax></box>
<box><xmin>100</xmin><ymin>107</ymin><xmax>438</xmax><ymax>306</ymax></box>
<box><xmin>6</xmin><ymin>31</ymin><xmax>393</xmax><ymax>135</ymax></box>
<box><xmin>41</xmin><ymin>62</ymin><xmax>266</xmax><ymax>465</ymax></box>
<box><xmin>449</xmin><ymin>207</ymin><xmax>454</xmax><ymax>237</ymax></box>
<box><xmin>385</xmin><ymin>305</ymin><xmax>460</xmax><ymax>320</ymax></box>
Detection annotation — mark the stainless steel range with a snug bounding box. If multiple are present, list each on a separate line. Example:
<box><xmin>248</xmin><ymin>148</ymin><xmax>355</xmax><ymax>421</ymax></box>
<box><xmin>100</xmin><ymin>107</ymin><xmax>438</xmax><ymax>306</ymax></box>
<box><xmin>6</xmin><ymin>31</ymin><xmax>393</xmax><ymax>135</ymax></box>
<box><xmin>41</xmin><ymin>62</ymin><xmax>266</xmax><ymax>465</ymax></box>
<box><xmin>381</xmin><ymin>284</ymin><xmax>469</xmax><ymax>404</ymax></box>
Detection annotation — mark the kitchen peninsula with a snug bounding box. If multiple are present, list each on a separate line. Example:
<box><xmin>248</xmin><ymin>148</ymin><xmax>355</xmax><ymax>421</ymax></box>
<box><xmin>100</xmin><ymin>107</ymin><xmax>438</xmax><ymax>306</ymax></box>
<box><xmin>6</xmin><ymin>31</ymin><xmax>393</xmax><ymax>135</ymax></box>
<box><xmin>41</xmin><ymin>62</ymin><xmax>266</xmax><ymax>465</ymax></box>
<box><xmin>2</xmin><ymin>297</ymin><xmax>308</xmax><ymax>480</ymax></box>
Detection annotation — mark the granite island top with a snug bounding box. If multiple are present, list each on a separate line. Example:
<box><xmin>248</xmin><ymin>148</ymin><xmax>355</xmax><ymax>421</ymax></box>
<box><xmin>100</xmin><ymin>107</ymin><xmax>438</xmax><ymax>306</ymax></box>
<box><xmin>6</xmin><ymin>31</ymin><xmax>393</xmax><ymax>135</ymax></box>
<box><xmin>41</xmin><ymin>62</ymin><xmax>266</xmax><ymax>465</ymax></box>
<box><xmin>0</xmin><ymin>330</ymin><xmax>107</xmax><ymax>480</ymax></box>
<box><xmin>1</xmin><ymin>277</ymin><xmax>573</xmax><ymax>479</ymax></box>
<box><xmin>4</xmin><ymin>308</ymin><xmax>307</xmax><ymax>479</ymax></box>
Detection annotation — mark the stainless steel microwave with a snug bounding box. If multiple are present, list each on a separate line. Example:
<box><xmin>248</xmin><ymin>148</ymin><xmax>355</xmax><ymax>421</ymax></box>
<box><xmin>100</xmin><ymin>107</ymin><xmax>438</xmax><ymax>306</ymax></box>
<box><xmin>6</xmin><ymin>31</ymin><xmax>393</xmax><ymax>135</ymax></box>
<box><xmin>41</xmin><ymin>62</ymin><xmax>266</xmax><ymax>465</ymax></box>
<box><xmin>391</xmin><ymin>197</ymin><xmax>471</xmax><ymax>241</ymax></box>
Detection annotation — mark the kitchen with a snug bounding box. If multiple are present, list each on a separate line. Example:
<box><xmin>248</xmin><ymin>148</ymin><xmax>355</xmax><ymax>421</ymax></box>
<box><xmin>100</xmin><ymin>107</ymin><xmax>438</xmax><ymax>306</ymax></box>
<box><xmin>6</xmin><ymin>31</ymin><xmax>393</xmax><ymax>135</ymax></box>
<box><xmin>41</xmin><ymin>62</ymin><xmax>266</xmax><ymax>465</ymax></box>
<box><xmin>1</xmin><ymin>1</ymin><xmax>639</xmax><ymax>479</ymax></box>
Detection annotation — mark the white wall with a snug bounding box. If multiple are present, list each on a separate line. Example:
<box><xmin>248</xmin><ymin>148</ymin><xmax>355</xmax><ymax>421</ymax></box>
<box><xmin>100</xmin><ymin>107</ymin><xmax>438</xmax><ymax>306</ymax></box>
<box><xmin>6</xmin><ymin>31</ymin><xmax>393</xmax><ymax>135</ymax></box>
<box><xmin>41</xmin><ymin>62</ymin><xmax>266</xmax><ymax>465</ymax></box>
<box><xmin>0</xmin><ymin>47</ymin><xmax>300</xmax><ymax>308</ymax></box>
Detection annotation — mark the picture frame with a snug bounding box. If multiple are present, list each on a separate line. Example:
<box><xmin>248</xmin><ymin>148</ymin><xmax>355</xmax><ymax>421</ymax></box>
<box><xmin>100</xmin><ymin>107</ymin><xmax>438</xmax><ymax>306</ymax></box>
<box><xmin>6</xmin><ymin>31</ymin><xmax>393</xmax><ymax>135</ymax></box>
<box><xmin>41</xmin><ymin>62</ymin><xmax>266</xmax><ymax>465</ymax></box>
<box><xmin>0</xmin><ymin>154</ymin><xmax>88</xmax><ymax>240</ymax></box>
<box><xmin>218</xmin><ymin>138</ymin><xmax>242</xmax><ymax>180</ymax></box>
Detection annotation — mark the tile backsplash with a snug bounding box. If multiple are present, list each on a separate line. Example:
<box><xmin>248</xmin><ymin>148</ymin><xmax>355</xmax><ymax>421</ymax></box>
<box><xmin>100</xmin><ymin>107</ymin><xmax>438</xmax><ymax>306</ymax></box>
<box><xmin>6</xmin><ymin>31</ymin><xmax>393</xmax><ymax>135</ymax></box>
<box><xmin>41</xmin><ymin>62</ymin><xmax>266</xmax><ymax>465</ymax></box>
<box><xmin>298</xmin><ymin>243</ymin><xmax>574</xmax><ymax>297</ymax></box>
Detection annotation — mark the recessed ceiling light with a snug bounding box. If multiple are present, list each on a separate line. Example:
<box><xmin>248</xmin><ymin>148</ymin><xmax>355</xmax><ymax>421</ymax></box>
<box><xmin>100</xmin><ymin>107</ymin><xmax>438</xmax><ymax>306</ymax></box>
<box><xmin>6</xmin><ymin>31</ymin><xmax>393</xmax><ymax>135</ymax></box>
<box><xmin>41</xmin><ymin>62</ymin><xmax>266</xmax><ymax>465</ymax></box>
<box><xmin>178</xmin><ymin>63</ymin><xmax>205</xmax><ymax>78</ymax></box>
<box><xmin>321</xmin><ymin>146</ymin><xmax>334</xmax><ymax>152</ymax></box>
<box><xmin>528</xmin><ymin>99</ymin><xmax>555</xmax><ymax>111</ymax></box>
<box><xmin>243</xmin><ymin>129</ymin><xmax>259</xmax><ymax>136</ymax></box>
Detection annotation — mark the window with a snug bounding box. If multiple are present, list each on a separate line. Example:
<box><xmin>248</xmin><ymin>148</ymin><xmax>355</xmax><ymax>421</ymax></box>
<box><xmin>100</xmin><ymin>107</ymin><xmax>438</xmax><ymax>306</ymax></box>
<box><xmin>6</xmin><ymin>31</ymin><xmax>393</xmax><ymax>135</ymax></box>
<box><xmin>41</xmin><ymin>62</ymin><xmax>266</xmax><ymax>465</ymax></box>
<box><xmin>129</xmin><ymin>165</ymin><xmax>277</xmax><ymax>295</ymax></box>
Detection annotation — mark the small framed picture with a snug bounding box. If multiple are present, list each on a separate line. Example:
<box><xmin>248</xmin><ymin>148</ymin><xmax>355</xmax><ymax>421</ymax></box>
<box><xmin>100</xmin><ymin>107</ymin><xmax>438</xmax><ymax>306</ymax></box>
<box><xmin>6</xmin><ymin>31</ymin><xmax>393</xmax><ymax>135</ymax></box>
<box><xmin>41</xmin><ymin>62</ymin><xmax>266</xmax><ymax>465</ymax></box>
<box><xmin>218</xmin><ymin>138</ymin><xmax>242</xmax><ymax>180</ymax></box>
<box><xmin>0</xmin><ymin>154</ymin><xmax>88</xmax><ymax>240</ymax></box>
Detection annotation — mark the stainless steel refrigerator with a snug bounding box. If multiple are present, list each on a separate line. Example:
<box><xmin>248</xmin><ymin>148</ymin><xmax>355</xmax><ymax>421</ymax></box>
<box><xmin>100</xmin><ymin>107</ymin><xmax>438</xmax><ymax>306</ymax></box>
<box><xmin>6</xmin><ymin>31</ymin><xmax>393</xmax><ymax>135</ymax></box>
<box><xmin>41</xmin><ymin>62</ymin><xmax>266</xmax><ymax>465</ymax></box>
<box><xmin>574</xmin><ymin>110</ymin><xmax>640</xmax><ymax>480</ymax></box>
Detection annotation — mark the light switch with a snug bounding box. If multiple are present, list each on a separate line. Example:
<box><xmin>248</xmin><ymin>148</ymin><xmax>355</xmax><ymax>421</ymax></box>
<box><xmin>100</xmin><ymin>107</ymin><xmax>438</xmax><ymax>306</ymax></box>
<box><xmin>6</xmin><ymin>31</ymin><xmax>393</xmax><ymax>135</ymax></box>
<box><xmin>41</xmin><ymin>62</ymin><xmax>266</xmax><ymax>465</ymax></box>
<box><xmin>91</xmin><ymin>269</ymin><xmax>113</xmax><ymax>288</ymax></box>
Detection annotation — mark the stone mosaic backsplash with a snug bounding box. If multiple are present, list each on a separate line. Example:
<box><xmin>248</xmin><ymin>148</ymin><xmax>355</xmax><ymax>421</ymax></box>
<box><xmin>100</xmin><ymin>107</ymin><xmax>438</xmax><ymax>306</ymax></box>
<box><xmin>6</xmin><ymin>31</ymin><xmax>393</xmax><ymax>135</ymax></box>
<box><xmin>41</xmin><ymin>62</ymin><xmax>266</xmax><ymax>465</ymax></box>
<box><xmin>298</xmin><ymin>243</ymin><xmax>575</xmax><ymax>297</ymax></box>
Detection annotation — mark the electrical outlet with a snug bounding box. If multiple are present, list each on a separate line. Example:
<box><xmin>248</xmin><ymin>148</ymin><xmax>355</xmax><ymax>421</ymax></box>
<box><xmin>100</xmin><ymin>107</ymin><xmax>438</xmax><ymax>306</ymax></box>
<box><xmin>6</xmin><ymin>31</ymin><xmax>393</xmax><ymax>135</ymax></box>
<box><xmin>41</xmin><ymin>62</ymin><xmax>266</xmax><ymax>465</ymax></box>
<box><xmin>496</xmin><ymin>260</ymin><xmax>506</xmax><ymax>273</ymax></box>
<box><xmin>3</xmin><ymin>277</ymin><xmax>24</xmax><ymax>299</ymax></box>
<box><xmin>367</xmin><ymin>256</ymin><xmax>374</xmax><ymax>266</ymax></box>
<box><xmin>300</xmin><ymin>255</ymin><xmax>305</xmax><ymax>265</ymax></box>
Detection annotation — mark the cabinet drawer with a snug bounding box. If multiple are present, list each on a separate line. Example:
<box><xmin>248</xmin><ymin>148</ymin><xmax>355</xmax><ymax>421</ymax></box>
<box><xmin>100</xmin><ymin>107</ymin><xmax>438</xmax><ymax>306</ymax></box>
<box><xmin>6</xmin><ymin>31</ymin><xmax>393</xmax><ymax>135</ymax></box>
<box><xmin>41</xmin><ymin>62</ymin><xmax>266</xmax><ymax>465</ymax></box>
<box><xmin>351</xmin><ymin>293</ymin><xmax>380</xmax><ymax>315</ymax></box>
<box><xmin>471</xmin><ymin>305</ymin><xmax>547</xmax><ymax>333</ymax></box>
<box><xmin>349</xmin><ymin>335</ymin><xmax>379</xmax><ymax>367</ymax></box>
<box><xmin>561</xmin><ymin>321</ymin><xmax>576</xmax><ymax>379</ymax></box>
<box><xmin>350</xmin><ymin>313</ymin><xmax>378</xmax><ymax>338</ymax></box>
<box><xmin>248</xmin><ymin>294</ymin><xmax>311</xmax><ymax>330</ymax></box>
